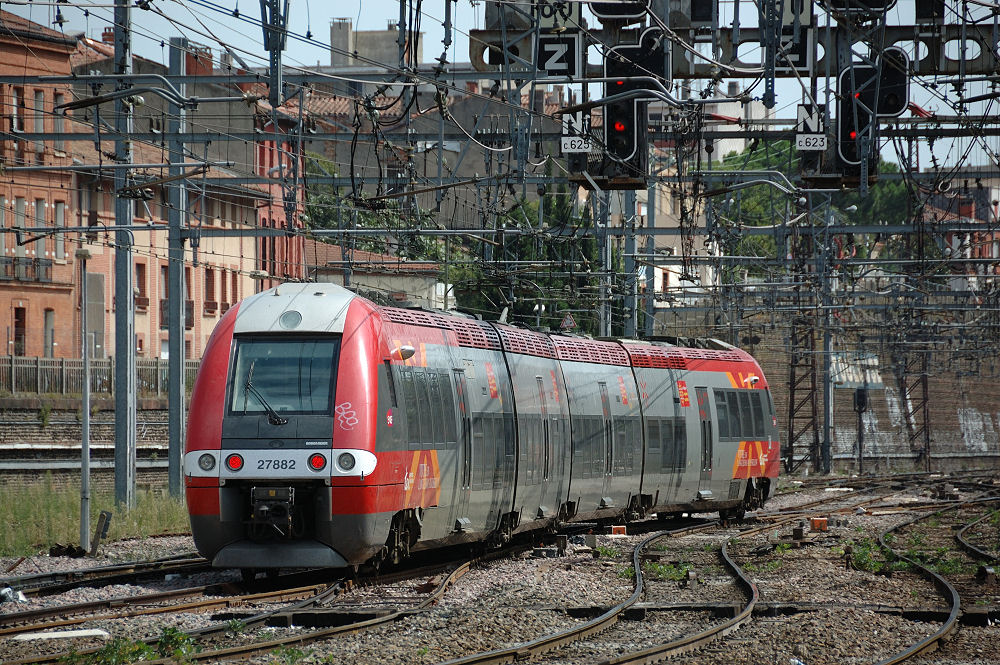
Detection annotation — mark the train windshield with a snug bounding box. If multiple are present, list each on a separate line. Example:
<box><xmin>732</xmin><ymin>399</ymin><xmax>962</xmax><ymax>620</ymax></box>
<box><xmin>229</xmin><ymin>336</ymin><xmax>340</xmax><ymax>416</ymax></box>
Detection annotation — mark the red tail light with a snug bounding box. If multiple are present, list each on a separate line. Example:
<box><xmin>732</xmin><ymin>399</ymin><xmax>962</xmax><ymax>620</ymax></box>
<box><xmin>308</xmin><ymin>453</ymin><xmax>327</xmax><ymax>471</ymax></box>
<box><xmin>225</xmin><ymin>454</ymin><xmax>244</xmax><ymax>471</ymax></box>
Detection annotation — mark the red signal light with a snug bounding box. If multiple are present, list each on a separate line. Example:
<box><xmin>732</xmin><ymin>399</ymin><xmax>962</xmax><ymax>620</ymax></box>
<box><xmin>308</xmin><ymin>453</ymin><xmax>327</xmax><ymax>471</ymax></box>
<box><xmin>613</xmin><ymin>121</ymin><xmax>627</xmax><ymax>132</ymax></box>
<box><xmin>225</xmin><ymin>453</ymin><xmax>244</xmax><ymax>472</ymax></box>
<box><xmin>615</xmin><ymin>80</ymin><xmax>625</xmax><ymax>86</ymax></box>
<box><xmin>849</xmin><ymin>130</ymin><xmax>857</xmax><ymax>140</ymax></box>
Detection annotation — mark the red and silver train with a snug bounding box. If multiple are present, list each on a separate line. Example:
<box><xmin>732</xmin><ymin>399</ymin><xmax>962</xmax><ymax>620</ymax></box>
<box><xmin>185</xmin><ymin>283</ymin><xmax>779</xmax><ymax>571</ymax></box>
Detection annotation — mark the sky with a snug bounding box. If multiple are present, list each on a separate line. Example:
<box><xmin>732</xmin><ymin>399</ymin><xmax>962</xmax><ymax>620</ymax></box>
<box><xmin>5</xmin><ymin>1</ymin><xmax>996</xmax><ymax>171</ymax></box>
<box><xmin>5</xmin><ymin>0</ymin><xmax>475</xmax><ymax>73</ymax></box>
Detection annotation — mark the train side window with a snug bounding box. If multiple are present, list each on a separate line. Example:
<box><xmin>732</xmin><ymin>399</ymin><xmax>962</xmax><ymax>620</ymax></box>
<box><xmin>383</xmin><ymin>360</ymin><xmax>398</xmax><ymax>408</ymax></box>
<box><xmin>471</xmin><ymin>413</ymin><xmax>485</xmax><ymax>489</ymax></box>
<box><xmin>414</xmin><ymin>371</ymin><xmax>433</xmax><ymax>445</ymax></box>
<box><xmin>428</xmin><ymin>372</ymin><xmax>444</xmax><ymax>447</ymax></box>
<box><xmin>749</xmin><ymin>391</ymin><xmax>765</xmax><ymax>438</ymax></box>
<box><xmin>572</xmin><ymin>416</ymin><xmax>587</xmax><ymax>478</ymax></box>
<box><xmin>738</xmin><ymin>392</ymin><xmax>753</xmax><ymax>438</ymax></box>
<box><xmin>714</xmin><ymin>390</ymin><xmax>730</xmax><ymax>440</ymax></box>
<box><xmin>674</xmin><ymin>418</ymin><xmax>687</xmax><ymax>470</ymax></box>
<box><xmin>483</xmin><ymin>416</ymin><xmax>496</xmax><ymax>489</ymax></box>
<box><xmin>440</xmin><ymin>372</ymin><xmax>458</xmax><ymax>444</ymax></box>
<box><xmin>614</xmin><ymin>420</ymin><xmax>627</xmax><ymax>475</ymax></box>
<box><xmin>726</xmin><ymin>392</ymin><xmax>740</xmax><ymax>439</ymax></box>
<box><xmin>401</xmin><ymin>368</ymin><xmax>419</xmax><ymax>450</ymax></box>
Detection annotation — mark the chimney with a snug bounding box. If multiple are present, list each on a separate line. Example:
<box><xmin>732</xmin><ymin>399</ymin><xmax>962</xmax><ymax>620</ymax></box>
<box><xmin>186</xmin><ymin>45</ymin><xmax>213</xmax><ymax>77</ymax></box>
<box><xmin>466</xmin><ymin>81</ymin><xmax>479</xmax><ymax>95</ymax></box>
<box><xmin>102</xmin><ymin>27</ymin><xmax>115</xmax><ymax>44</ymax></box>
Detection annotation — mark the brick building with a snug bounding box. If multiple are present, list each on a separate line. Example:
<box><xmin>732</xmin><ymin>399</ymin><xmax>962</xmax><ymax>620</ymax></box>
<box><xmin>0</xmin><ymin>12</ymin><xmax>78</xmax><ymax>358</ymax></box>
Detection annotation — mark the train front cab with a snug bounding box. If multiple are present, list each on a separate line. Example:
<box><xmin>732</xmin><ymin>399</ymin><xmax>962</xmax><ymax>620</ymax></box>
<box><xmin>185</xmin><ymin>286</ymin><xmax>386</xmax><ymax>570</ymax></box>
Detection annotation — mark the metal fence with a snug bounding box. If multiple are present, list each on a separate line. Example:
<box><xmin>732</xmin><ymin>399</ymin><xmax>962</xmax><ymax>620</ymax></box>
<box><xmin>0</xmin><ymin>356</ymin><xmax>200</xmax><ymax>397</ymax></box>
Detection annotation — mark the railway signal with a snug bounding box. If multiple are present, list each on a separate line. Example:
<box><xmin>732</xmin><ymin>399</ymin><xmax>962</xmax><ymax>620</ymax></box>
<box><xmin>591</xmin><ymin>1</ymin><xmax>648</xmax><ymax>22</ymax></box>
<box><xmin>601</xmin><ymin>28</ymin><xmax>669</xmax><ymax>181</ymax></box>
<box><xmin>837</xmin><ymin>48</ymin><xmax>910</xmax><ymax>176</ymax></box>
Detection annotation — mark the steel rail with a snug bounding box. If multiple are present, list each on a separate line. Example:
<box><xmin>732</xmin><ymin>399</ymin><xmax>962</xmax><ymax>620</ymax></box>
<box><xmin>434</xmin><ymin>531</ymin><xmax>666</xmax><ymax>665</ymax></box>
<box><xmin>2</xmin><ymin>555</ymin><xmax>207</xmax><ymax>597</ymax></box>
<box><xmin>4</xmin><ymin>577</ymin><xmax>346</xmax><ymax>665</ymax></box>
<box><xmin>955</xmin><ymin>504</ymin><xmax>1000</xmax><ymax>563</ymax></box>
<box><xmin>0</xmin><ymin>583</ymin><xmax>328</xmax><ymax>636</ymax></box>
<box><xmin>144</xmin><ymin>556</ymin><xmax>481</xmax><ymax>664</ymax></box>
<box><xmin>599</xmin><ymin>538</ymin><xmax>758</xmax><ymax>665</ymax></box>
<box><xmin>874</xmin><ymin>500</ymin><xmax>978</xmax><ymax>664</ymax></box>
<box><xmin>596</xmin><ymin>481</ymin><xmax>955</xmax><ymax>665</ymax></box>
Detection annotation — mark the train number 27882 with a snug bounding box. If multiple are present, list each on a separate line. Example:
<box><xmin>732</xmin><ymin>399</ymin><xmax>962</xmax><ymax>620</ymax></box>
<box><xmin>257</xmin><ymin>459</ymin><xmax>296</xmax><ymax>470</ymax></box>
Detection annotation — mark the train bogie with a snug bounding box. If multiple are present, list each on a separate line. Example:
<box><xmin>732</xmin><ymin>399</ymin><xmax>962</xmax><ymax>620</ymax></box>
<box><xmin>185</xmin><ymin>284</ymin><xmax>780</xmax><ymax>571</ymax></box>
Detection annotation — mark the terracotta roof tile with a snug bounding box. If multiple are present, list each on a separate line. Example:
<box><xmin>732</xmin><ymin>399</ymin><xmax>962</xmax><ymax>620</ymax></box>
<box><xmin>0</xmin><ymin>9</ymin><xmax>74</xmax><ymax>42</ymax></box>
<box><xmin>303</xmin><ymin>238</ymin><xmax>439</xmax><ymax>275</ymax></box>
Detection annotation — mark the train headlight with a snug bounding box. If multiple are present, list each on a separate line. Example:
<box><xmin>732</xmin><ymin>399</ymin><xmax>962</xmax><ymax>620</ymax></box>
<box><xmin>308</xmin><ymin>453</ymin><xmax>327</xmax><ymax>471</ymax></box>
<box><xmin>225</xmin><ymin>453</ymin><xmax>244</xmax><ymax>472</ymax></box>
<box><xmin>337</xmin><ymin>452</ymin><xmax>356</xmax><ymax>471</ymax></box>
<box><xmin>197</xmin><ymin>453</ymin><xmax>216</xmax><ymax>471</ymax></box>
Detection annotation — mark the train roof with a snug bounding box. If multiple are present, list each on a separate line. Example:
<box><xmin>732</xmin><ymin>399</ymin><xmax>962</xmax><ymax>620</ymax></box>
<box><xmin>233</xmin><ymin>285</ymin><xmax>759</xmax><ymax>370</ymax></box>
<box><xmin>232</xmin><ymin>282</ymin><xmax>356</xmax><ymax>334</ymax></box>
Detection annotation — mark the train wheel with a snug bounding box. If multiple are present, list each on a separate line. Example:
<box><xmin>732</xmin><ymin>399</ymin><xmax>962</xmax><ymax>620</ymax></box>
<box><xmin>240</xmin><ymin>568</ymin><xmax>257</xmax><ymax>584</ymax></box>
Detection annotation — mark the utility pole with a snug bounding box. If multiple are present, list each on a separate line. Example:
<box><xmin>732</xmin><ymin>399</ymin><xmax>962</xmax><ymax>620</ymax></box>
<box><xmin>77</xmin><ymin>247</ymin><xmax>91</xmax><ymax>551</ymax></box>
<box><xmin>820</xmin><ymin>199</ymin><xmax>834</xmax><ymax>474</ymax></box>
<box><xmin>624</xmin><ymin>189</ymin><xmax>637</xmax><ymax>338</ymax></box>
<box><xmin>113</xmin><ymin>0</ymin><xmax>136</xmax><ymax>507</ymax></box>
<box><xmin>600</xmin><ymin>191</ymin><xmax>611</xmax><ymax>337</ymax></box>
<box><xmin>643</xmin><ymin>179</ymin><xmax>656</xmax><ymax>337</ymax></box>
<box><xmin>167</xmin><ymin>38</ymin><xmax>188</xmax><ymax>498</ymax></box>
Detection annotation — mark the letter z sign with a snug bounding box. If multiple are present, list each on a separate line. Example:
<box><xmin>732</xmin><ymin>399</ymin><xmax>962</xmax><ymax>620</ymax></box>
<box><xmin>537</xmin><ymin>34</ymin><xmax>581</xmax><ymax>78</ymax></box>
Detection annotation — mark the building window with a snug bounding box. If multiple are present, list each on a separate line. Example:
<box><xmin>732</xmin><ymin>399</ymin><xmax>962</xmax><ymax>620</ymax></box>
<box><xmin>33</xmin><ymin>90</ymin><xmax>44</xmax><ymax>154</ymax></box>
<box><xmin>13</xmin><ymin>307</ymin><xmax>26</xmax><ymax>356</ymax></box>
<box><xmin>54</xmin><ymin>201</ymin><xmax>65</xmax><ymax>259</ymax></box>
<box><xmin>160</xmin><ymin>264</ymin><xmax>169</xmax><ymax>299</ymax></box>
<box><xmin>14</xmin><ymin>198</ymin><xmax>26</xmax><ymax>259</ymax></box>
<box><xmin>205</xmin><ymin>267</ymin><xmax>215</xmax><ymax>301</ymax></box>
<box><xmin>0</xmin><ymin>196</ymin><xmax>5</xmax><ymax>256</ymax></box>
<box><xmin>231</xmin><ymin>272</ymin><xmax>238</xmax><ymax>303</ymax></box>
<box><xmin>34</xmin><ymin>199</ymin><xmax>46</xmax><ymax>255</ymax></box>
<box><xmin>12</xmin><ymin>87</ymin><xmax>24</xmax><ymax>131</ymax></box>
<box><xmin>136</xmin><ymin>263</ymin><xmax>147</xmax><ymax>297</ymax></box>
<box><xmin>53</xmin><ymin>93</ymin><xmax>64</xmax><ymax>151</ymax></box>
<box><xmin>43</xmin><ymin>309</ymin><xmax>55</xmax><ymax>357</ymax></box>
<box><xmin>135</xmin><ymin>263</ymin><xmax>148</xmax><ymax>310</ymax></box>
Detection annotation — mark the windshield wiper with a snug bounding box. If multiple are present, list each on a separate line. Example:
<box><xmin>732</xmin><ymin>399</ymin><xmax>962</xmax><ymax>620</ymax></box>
<box><xmin>243</xmin><ymin>360</ymin><xmax>288</xmax><ymax>426</ymax></box>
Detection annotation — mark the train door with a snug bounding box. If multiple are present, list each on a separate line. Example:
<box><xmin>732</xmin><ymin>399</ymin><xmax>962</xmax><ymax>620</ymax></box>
<box><xmin>536</xmin><ymin>376</ymin><xmax>552</xmax><ymax>516</ymax></box>
<box><xmin>696</xmin><ymin>387</ymin><xmax>713</xmax><ymax>497</ymax></box>
<box><xmin>599</xmin><ymin>382</ymin><xmax>614</xmax><ymax>501</ymax></box>
<box><xmin>452</xmin><ymin>370</ymin><xmax>472</xmax><ymax>530</ymax></box>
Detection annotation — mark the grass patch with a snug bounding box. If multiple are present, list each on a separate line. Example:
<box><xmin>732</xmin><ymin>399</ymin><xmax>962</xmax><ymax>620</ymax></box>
<box><xmin>643</xmin><ymin>560</ymin><xmax>693</xmax><ymax>582</ymax></box>
<box><xmin>743</xmin><ymin>560</ymin><xmax>782</xmax><ymax>573</ymax></box>
<box><xmin>594</xmin><ymin>544</ymin><xmax>622</xmax><ymax>559</ymax></box>
<box><xmin>0</xmin><ymin>475</ymin><xmax>189</xmax><ymax>556</ymax></box>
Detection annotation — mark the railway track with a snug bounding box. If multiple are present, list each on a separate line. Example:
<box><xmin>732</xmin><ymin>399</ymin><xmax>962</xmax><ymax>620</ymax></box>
<box><xmin>1</xmin><ymin>553</ymin><xmax>207</xmax><ymax>597</ymax></box>
<box><xmin>5</xmin><ymin>473</ymin><xmax>996</xmax><ymax>664</ymax></box>
<box><xmin>2</xmin><ymin>545</ymin><xmax>531</xmax><ymax>665</ymax></box>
